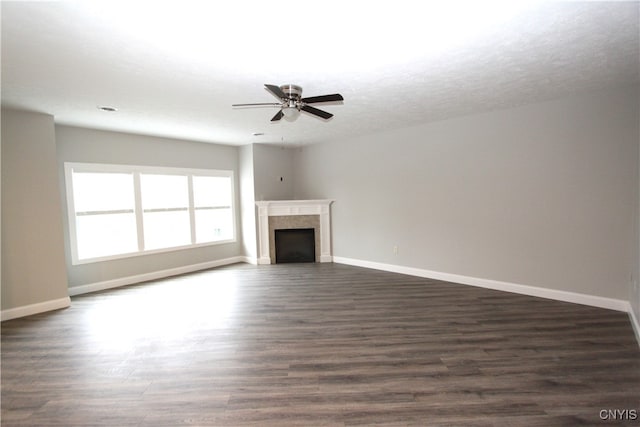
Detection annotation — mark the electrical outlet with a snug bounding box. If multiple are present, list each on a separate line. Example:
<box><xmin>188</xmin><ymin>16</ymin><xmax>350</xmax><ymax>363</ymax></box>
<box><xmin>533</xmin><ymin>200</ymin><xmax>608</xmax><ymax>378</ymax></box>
<box><xmin>393</xmin><ymin>245</ymin><xmax>398</xmax><ymax>255</ymax></box>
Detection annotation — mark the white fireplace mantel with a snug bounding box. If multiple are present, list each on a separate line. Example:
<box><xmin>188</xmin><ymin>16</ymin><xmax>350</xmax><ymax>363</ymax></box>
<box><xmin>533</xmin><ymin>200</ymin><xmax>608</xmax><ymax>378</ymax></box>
<box><xmin>256</xmin><ymin>199</ymin><xmax>333</xmax><ymax>265</ymax></box>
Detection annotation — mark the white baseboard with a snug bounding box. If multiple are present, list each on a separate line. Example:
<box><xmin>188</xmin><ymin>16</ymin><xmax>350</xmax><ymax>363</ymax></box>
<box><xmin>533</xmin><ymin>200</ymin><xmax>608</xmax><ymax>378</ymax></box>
<box><xmin>68</xmin><ymin>256</ymin><xmax>246</xmax><ymax>296</ymax></box>
<box><xmin>241</xmin><ymin>256</ymin><xmax>259</xmax><ymax>265</ymax></box>
<box><xmin>333</xmin><ymin>256</ymin><xmax>629</xmax><ymax>312</ymax></box>
<box><xmin>1</xmin><ymin>297</ymin><xmax>71</xmax><ymax>321</ymax></box>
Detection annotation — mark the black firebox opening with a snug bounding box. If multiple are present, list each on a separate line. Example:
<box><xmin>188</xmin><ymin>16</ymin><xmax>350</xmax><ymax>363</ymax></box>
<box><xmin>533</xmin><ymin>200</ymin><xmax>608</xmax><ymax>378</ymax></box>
<box><xmin>275</xmin><ymin>228</ymin><xmax>315</xmax><ymax>263</ymax></box>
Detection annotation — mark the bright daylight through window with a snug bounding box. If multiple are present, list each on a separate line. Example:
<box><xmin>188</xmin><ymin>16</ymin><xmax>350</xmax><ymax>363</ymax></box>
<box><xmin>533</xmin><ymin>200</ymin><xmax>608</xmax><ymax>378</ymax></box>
<box><xmin>65</xmin><ymin>163</ymin><xmax>235</xmax><ymax>264</ymax></box>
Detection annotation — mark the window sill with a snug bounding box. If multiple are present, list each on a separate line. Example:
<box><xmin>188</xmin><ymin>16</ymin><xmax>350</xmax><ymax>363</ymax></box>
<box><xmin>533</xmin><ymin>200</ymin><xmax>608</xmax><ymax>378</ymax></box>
<box><xmin>71</xmin><ymin>238</ymin><xmax>237</xmax><ymax>266</ymax></box>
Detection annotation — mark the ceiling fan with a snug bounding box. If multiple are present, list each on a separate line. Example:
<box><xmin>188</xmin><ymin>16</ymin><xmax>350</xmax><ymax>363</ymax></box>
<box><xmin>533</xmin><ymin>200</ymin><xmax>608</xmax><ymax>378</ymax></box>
<box><xmin>232</xmin><ymin>84</ymin><xmax>344</xmax><ymax>122</ymax></box>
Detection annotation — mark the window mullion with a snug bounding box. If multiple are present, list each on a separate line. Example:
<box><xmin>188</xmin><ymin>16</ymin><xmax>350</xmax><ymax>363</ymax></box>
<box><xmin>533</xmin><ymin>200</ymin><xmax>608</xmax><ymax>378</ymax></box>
<box><xmin>133</xmin><ymin>172</ymin><xmax>145</xmax><ymax>252</ymax></box>
<box><xmin>188</xmin><ymin>175</ymin><xmax>196</xmax><ymax>244</ymax></box>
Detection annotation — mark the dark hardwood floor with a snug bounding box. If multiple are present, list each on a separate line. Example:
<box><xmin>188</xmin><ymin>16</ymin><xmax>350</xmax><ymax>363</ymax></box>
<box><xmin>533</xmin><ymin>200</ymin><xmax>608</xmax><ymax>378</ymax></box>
<box><xmin>2</xmin><ymin>263</ymin><xmax>639</xmax><ymax>426</ymax></box>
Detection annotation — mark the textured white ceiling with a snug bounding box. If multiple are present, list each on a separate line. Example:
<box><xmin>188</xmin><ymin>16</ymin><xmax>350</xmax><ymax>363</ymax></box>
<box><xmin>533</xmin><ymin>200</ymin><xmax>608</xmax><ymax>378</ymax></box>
<box><xmin>1</xmin><ymin>1</ymin><xmax>638</xmax><ymax>146</ymax></box>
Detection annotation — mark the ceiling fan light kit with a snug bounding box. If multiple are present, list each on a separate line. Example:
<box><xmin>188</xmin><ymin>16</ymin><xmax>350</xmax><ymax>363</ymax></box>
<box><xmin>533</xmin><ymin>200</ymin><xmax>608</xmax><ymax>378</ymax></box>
<box><xmin>282</xmin><ymin>106</ymin><xmax>300</xmax><ymax>122</ymax></box>
<box><xmin>233</xmin><ymin>84</ymin><xmax>343</xmax><ymax>122</ymax></box>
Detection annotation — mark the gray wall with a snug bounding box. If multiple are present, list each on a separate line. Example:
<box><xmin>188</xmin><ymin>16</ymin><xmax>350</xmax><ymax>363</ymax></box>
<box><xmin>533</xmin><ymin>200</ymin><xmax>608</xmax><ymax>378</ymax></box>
<box><xmin>55</xmin><ymin>125</ymin><xmax>242</xmax><ymax>289</ymax></box>
<box><xmin>2</xmin><ymin>109</ymin><xmax>69</xmax><ymax>310</ymax></box>
<box><xmin>238</xmin><ymin>143</ymin><xmax>295</xmax><ymax>262</ymax></box>
<box><xmin>253</xmin><ymin>144</ymin><xmax>294</xmax><ymax>201</ymax></box>
<box><xmin>239</xmin><ymin>144</ymin><xmax>257</xmax><ymax>259</ymax></box>
<box><xmin>293</xmin><ymin>85</ymin><xmax>639</xmax><ymax>301</ymax></box>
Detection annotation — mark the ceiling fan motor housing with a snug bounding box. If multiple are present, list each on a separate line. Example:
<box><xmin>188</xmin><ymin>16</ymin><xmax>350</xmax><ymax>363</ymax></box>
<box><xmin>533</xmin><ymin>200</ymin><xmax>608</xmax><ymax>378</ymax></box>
<box><xmin>280</xmin><ymin>84</ymin><xmax>303</xmax><ymax>100</ymax></box>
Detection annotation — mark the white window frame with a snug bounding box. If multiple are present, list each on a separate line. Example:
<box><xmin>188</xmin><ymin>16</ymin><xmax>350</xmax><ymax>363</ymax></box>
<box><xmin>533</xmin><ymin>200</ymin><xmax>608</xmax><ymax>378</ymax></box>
<box><xmin>65</xmin><ymin>162</ymin><xmax>236</xmax><ymax>265</ymax></box>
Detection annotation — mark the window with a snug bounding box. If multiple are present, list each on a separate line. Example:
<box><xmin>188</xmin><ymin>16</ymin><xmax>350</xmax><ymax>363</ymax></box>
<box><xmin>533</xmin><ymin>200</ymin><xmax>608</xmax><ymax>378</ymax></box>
<box><xmin>65</xmin><ymin>163</ymin><xmax>235</xmax><ymax>264</ymax></box>
<box><xmin>193</xmin><ymin>176</ymin><xmax>234</xmax><ymax>243</ymax></box>
<box><xmin>71</xmin><ymin>171</ymin><xmax>138</xmax><ymax>260</ymax></box>
<box><xmin>140</xmin><ymin>174</ymin><xmax>191</xmax><ymax>250</ymax></box>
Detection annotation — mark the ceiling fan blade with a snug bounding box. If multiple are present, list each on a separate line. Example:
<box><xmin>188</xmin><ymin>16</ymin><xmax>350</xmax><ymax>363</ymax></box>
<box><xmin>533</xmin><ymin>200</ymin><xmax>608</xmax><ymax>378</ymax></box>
<box><xmin>265</xmin><ymin>84</ymin><xmax>287</xmax><ymax>100</ymax></box>
<box><xmin>232</xmin><ymin>102</ymin><xmax>281</xmax><ymax>107</ymax></box>
<box><xmin>271</xmin><ymin>109</ymin><xmax>284</xmax><ymax>122</ymax></box>
<box><xmin>301</xmin><ymin>105</ymin><xmax>333</xmax><ymax>120</ymax></box>
<box><xmin>301</xmin><ymin>94</ymin><xmax>344</xmax><ymax>104</ymax></box>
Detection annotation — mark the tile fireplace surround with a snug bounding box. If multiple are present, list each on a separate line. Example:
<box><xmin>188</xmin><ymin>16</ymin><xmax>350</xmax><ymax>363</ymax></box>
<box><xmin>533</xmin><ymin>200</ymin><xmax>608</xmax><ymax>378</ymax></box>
<box><xmin>255</xmin><ymin>200</ymin><xmax>333</xmax><ymax>265</ymax></box>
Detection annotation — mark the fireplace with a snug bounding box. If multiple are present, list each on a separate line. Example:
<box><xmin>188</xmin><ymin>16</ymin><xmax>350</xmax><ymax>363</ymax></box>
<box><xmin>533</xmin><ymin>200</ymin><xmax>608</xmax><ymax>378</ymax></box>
<box><xmin>255</xmin><ymin>200</ymin><xmax>333</xmax><ymax>265</ymax></box>
<box><xmin>275</xmin><ymin>228</ymin><xmax>315</xmax><ymax>263</ymax></box>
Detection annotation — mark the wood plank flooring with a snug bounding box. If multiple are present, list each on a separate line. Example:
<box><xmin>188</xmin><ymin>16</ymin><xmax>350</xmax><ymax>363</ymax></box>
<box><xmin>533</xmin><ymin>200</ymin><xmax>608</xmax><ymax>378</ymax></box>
<box><xmin>2</xmin><ymin>263</ymin><xmax>639</xmax><ymax>426</ymax></box>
